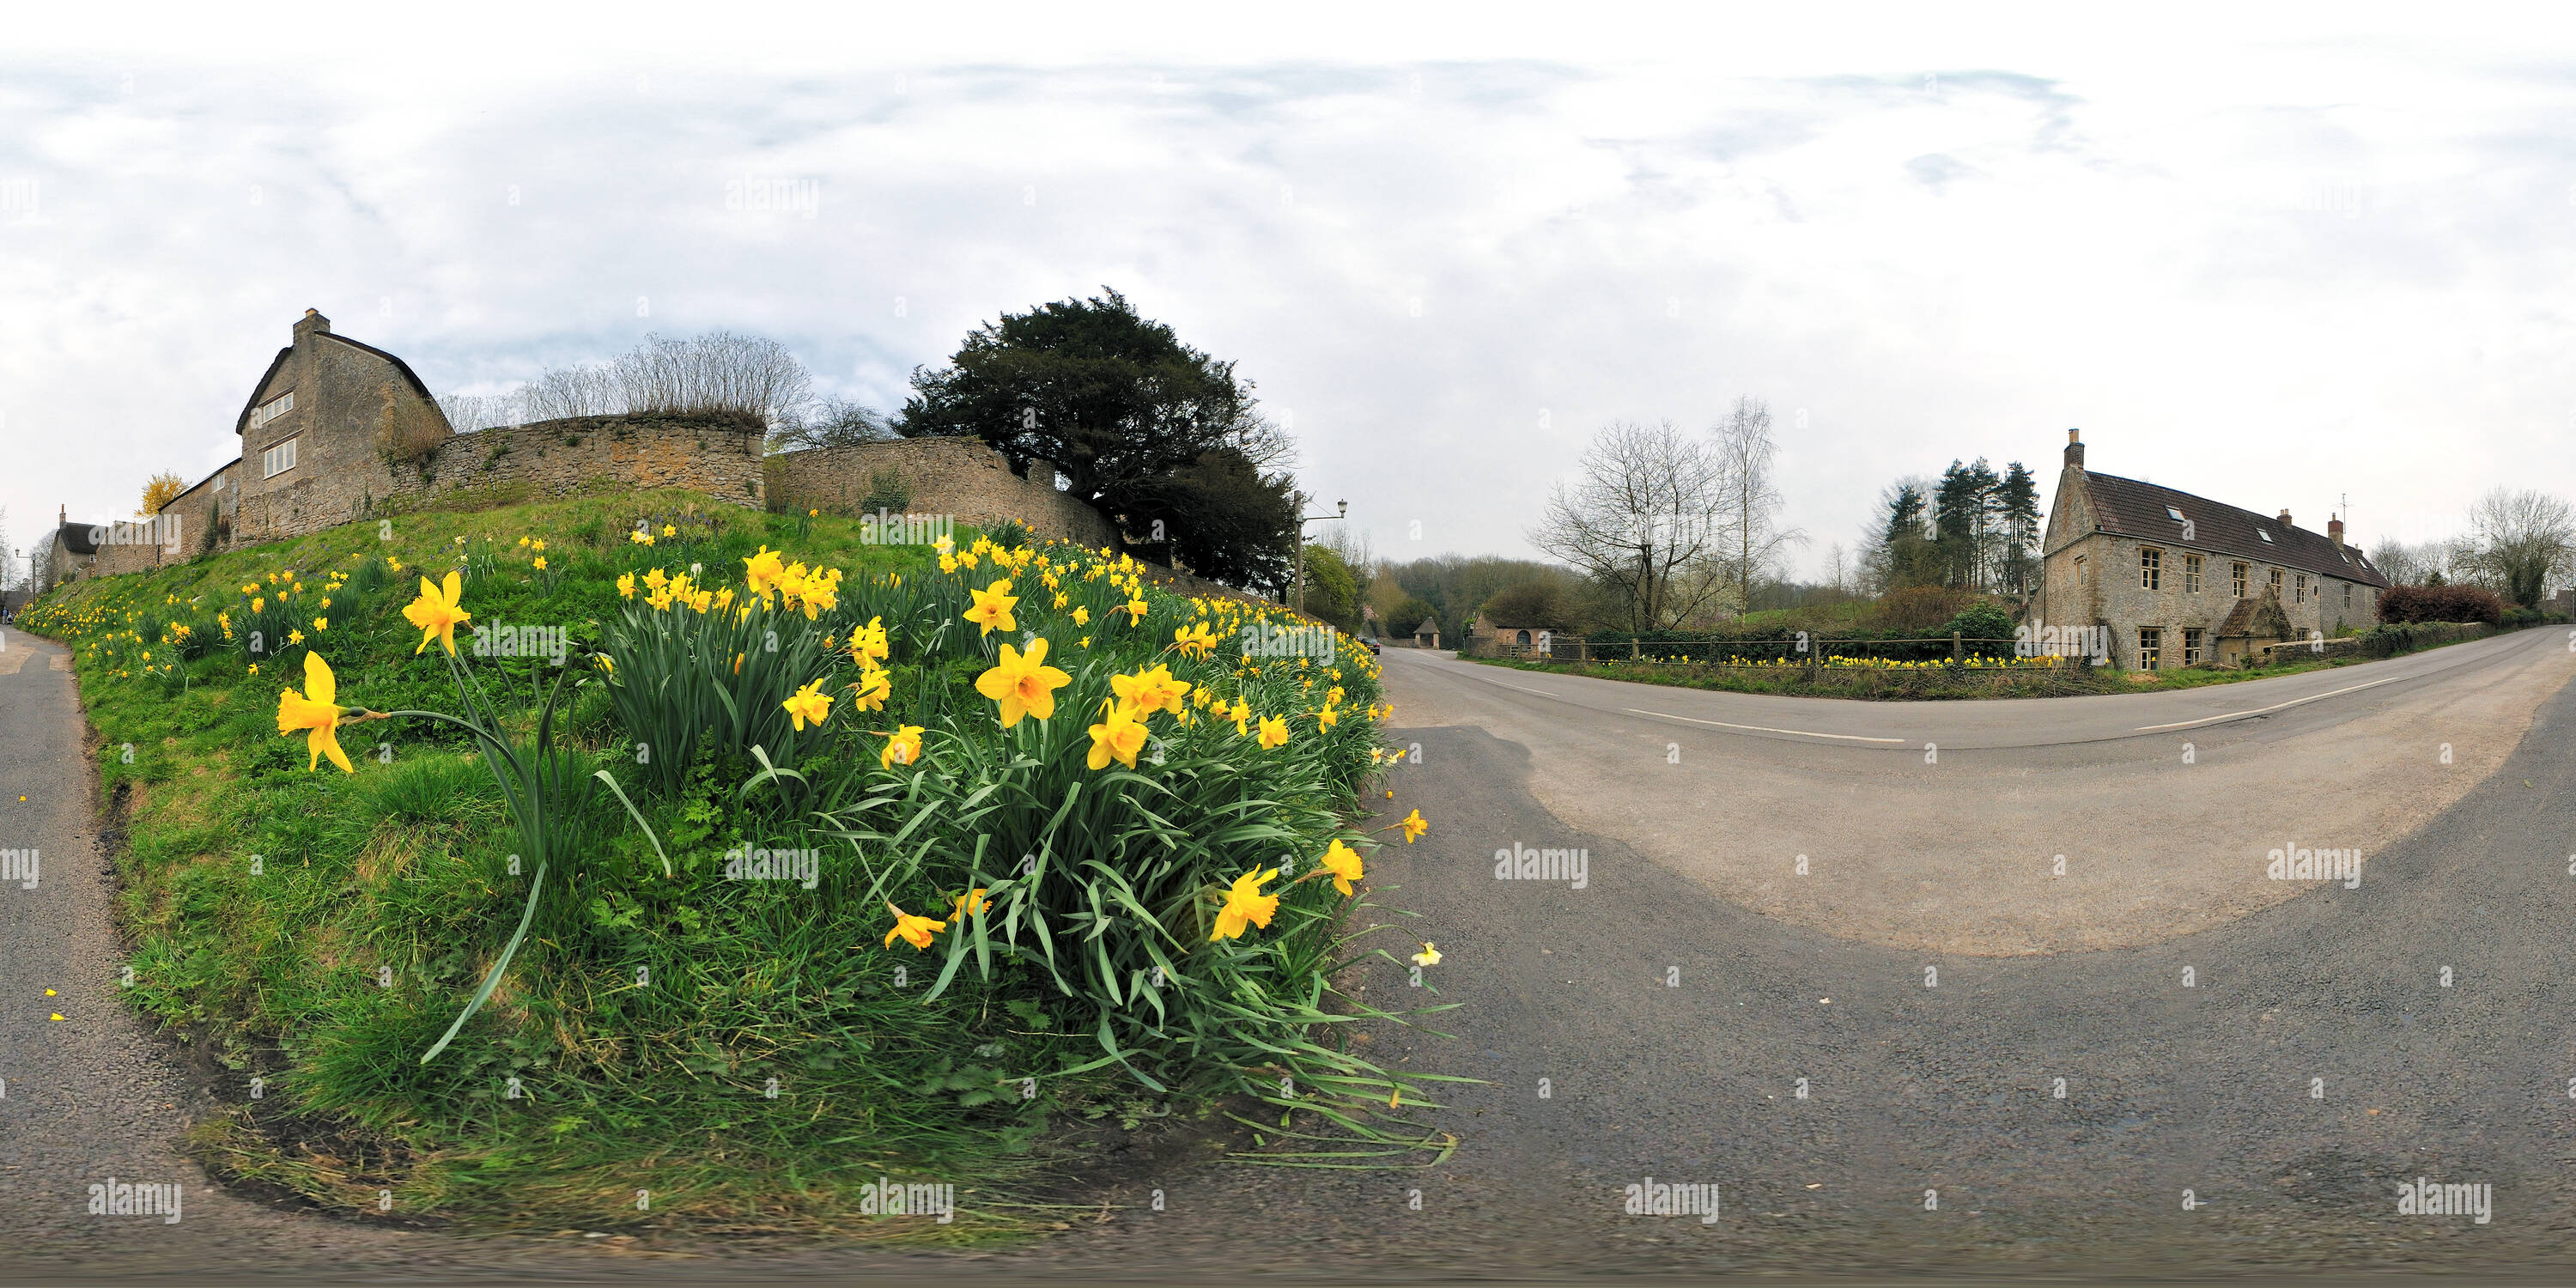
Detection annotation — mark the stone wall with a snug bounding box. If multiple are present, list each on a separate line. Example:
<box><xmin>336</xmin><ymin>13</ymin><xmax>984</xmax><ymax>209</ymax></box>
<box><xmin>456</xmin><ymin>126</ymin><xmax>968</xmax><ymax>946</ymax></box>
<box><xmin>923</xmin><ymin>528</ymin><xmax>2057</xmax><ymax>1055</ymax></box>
<box><xmin>766</xmin><ymin>437</ymin><xmax>1116</xmax><ymax>549</ymax></box>
<box><xmin>396</xmin><ymin>415</ymin><xmax>768</xmax><ymax>512</ymax></box>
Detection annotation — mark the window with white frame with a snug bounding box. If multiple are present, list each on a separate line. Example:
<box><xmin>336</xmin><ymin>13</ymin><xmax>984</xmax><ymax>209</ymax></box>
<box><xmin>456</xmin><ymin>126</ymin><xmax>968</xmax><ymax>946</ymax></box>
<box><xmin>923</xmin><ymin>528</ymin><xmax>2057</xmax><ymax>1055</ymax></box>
<box><xmin>250</xmin><ymin>390</ymin><xmax>295</xmax><ymax>431</ymax></box>
<box><xmin>261</xmin><ymin>436</ymin><xmax>299</xmax><ymax>479</ymax></box>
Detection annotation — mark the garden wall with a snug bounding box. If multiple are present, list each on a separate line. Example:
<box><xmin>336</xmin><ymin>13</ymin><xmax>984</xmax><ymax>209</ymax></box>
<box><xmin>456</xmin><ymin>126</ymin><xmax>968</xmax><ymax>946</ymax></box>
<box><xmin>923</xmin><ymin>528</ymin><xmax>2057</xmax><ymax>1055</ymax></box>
<box><xmin>765</xmin><ymin>437</ymin><xmax>1117</xmax><ymax>550</ymax></box>
<box><xmin>401</xmin><ymin>415</ymin><xmax>768</xmax><ymax>511</ymax></box>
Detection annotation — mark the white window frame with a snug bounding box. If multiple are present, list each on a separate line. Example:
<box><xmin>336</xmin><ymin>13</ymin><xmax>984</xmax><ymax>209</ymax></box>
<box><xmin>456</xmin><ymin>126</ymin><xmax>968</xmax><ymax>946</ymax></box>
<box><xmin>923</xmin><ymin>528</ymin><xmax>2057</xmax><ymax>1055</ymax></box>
<box><xmin>251</xmin><ymin>390</ymin><xmax>295</xmax><ymax>431</ymax></box>
<box><xmin>262</xmin><ymin>436</ymin><xmax>299</xmax><ymax>479</ymax></box>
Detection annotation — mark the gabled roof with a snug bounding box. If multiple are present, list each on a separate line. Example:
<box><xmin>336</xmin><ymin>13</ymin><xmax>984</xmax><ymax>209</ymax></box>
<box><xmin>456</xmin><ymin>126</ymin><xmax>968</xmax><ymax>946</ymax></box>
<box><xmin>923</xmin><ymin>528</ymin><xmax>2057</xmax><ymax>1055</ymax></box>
<box><xmin>2077</xmin><ymin>470</ymin><xmax>2390</xmax><ymax>589</ymax></box>
<box><xmin>54</xmin><ymin>521</ymin><xmax>98</xmax><ymax>556</ymax></box>
<box><xmin>2216</xmin><ymin>592</ymin><xmax>2293</xmax><ymax>639</ymax></box>
<box><xmin>233</xmin><ymin>330</ymin><xmax>440</xmax><ymax>436</ymax></box>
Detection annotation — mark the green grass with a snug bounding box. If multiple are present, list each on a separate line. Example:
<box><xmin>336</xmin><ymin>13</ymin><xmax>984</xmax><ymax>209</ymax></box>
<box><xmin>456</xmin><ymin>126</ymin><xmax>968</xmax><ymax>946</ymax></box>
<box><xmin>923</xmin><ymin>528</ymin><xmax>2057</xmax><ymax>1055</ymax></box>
<box><xmin>24</xmin><ymin>489</ymin><xmax>1439</xmax><ymax>1240</ymax></box>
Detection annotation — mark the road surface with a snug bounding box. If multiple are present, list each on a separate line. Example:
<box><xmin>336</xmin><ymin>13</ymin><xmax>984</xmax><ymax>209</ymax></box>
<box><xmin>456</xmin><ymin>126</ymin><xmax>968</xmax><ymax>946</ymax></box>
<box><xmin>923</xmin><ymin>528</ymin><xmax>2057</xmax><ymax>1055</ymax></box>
<box><xmin>6</xmin><ymin>624</ymin><xmax>2575</xmax><ymax>1280</ymax></box>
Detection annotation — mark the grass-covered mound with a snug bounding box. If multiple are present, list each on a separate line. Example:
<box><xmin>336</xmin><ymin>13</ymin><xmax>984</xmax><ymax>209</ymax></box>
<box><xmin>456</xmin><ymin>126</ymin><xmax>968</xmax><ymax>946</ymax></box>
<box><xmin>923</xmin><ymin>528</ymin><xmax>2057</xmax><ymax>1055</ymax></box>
<box><xmin>21</xmin><ymin>492</ymin><xmax>1444</xmax><ymax>1239</ymax></box>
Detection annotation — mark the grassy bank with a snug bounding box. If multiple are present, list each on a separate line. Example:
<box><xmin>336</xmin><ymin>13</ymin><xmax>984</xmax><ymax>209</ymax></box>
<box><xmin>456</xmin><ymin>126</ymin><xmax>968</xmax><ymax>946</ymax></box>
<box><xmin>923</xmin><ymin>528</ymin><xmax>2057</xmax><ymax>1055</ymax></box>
<box><xmin>22</xmin><ymin>491</ymin><xmax>1445</xmax><ymax>1240</ymax></box>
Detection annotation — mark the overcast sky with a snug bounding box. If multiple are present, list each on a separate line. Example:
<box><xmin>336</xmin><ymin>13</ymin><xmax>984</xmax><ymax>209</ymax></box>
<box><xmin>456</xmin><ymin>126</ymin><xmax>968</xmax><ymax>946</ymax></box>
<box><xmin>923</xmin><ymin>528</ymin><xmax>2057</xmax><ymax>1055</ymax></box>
<box><xmin>4</xmin><ymin>7</ymin><xmax>2571</xmax><ymax>580</ymax></box>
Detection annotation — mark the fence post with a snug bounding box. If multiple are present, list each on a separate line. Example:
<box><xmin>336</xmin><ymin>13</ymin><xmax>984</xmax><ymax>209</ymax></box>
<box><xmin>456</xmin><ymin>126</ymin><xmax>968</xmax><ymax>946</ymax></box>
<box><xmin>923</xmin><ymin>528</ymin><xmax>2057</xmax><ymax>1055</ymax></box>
<box><xmin>1951</xmin><ymin>631</ymin><xmax>1961</xmax><ymax>661</ymax></box>
<box><xmin>1631</xmin><ymin>639</ymin><xmax>1640</xmax><ymax>661</ymax></box>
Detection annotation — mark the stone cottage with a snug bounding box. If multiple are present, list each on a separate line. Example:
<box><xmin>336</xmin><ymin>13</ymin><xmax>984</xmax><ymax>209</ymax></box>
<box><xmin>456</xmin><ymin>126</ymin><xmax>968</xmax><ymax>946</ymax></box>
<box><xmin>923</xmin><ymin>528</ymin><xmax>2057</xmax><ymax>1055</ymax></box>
<box><xmin>228</xmin><ymin>308</ymin><xmax>452</xmax><ymax>545</ymax></box>
<box><xmin>2032</xmin><ymin>429</ymin><xmax>2391</xmax><ymax>668</ymax></box>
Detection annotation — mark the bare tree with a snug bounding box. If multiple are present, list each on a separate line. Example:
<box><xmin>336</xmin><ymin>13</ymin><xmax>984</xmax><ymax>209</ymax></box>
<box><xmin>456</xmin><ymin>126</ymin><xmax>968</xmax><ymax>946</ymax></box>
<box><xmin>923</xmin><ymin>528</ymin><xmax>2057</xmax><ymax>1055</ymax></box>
<box><xmin>2368</xmin><ymin>538</ymin><xmax>2442</xmax><ymax>587</ymax></box>
<box><xmin>437</xmin><ymin>392</ymin><xmax>523</xmax><ymax>432</ymax></box>
<box><xmin>520</xmin><ymin>363</ymin><xmax>622</xmax><ymax>421</ymax></box>
<box><xmin>506</xmin><ymin>331</ymin><xmax>819</xmax><ymax>428</ymax></box>
<box><xmin>1529</xmin><ymin>419</ymin><xmax>1734</xmax><ymax>631</ymax></box>
<box><xmin>1711</xmin><ymin>397</ymin><xmax>1807</xmax><ymax>618</ymax></box>
<box><xmin>2458</xmin><ymin>488</ymin><xmax>2576</xmax><ymax>607</ymax></box>
<box><xmin>767</xmin><ymin>397</ymin><xmax>896</xmax><ymax>453</ymax></box>
<box><xmin>1825</xmin><ymin>541</ymin><xmax>1848</xmax><ymax>594</ymax></box>
<box><xmin>614</xmin><ymin>331</ymin><xmax>813</xmax><ymax>424</ymax></box>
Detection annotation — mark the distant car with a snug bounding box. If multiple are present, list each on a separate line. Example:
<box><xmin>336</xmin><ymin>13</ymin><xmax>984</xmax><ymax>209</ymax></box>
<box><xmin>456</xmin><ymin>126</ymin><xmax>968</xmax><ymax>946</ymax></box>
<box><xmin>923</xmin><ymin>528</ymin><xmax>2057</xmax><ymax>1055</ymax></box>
<box><xmin>1363</xmin><ymin>637</ymin><xmax>1382</xmax><ymax>656</ymax></box>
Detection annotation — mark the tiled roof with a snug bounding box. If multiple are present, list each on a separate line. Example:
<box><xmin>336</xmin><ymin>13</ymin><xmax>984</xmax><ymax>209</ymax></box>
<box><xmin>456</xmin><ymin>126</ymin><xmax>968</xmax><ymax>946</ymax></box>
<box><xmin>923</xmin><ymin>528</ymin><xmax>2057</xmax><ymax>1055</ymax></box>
<box><xmin>2215</xmin><ymin>593</ymin><xmax>2292</xmax><ymax>639</ymax></box>
<box><xmin>233</xmin><ymin>331</ymin><xmax>441</xmax><ymax>436</ymax></box>
<box><xmin>2079</xmin><ymin>471</ymin><xmax>2390</xmax><ymax>589</ymax></box>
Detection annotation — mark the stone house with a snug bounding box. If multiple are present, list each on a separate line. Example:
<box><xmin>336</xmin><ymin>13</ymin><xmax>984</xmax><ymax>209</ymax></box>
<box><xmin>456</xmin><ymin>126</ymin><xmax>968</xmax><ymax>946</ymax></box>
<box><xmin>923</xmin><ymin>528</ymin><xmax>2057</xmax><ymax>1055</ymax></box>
<box><xmin>2032</xmin><ymin>429</ymin><xmax>2391</xmax><ymax>669</ymax></box>
<box><xmin>230</xmin><ymin>308</ymin><xmax>451</xmax><ymax>545</ymax></box>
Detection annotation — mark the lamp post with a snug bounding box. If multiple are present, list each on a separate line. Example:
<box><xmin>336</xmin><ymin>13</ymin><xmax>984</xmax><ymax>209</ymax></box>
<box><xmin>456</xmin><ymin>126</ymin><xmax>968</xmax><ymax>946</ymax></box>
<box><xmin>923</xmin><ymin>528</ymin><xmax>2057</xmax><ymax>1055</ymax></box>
<box><xmin>1293</xmin><ymin>498</ymin><xmax>1346</xmax><ymax>618</ymax></box>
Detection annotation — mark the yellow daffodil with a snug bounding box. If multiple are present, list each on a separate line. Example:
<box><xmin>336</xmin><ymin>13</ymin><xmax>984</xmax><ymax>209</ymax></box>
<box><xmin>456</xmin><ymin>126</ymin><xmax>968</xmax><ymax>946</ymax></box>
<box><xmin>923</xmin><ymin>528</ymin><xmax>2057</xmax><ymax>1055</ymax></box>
<box><xmin>781</xmin><ymin>679</ymin><xmax>833</xmax><ymax>732</ymax></box>
<box><xmin>1111</xmin><ymin>664</ymin><xmax>1191</xmax><ymax>716</ymax></box>
<box><xmin>850</xmin><ymin>617</ymin><xmax>890</xmax><ymax>665</ymax></box>
<box><xmin>848</xmin><ymin>665</ymin><xmax>892</xmax><ymax>712</ymax></box>
<box><xmin>963</xmin><ymin>579</ymin><xmax>1018</xmax><ymax>635</ymax></box>
<box><xmin>1173</xmin><ymin>621</ymin><xmax>1218</xmax><ymax>657</ymax></box>
<box><xmin>1398</xmin><ymin>809</ymin><xmax>1428</xmax><ymax>842</ymax></box>
<box><xmin>1315</xmin><ymin>705</ymin><xmax>1338</xmax><ymax>732</ymax></box>
<box><xmin>1125</xmin><ymin>595</ymin><xmax>1149</xmax><ymax>622</ymax></box>
<box><xmin>974</xmin><ymin>638</ymin><xmax>1072</xmax><ymax>726</ymax></box>
<box><xmin>662</xmin><ymin>524</ymin><xmax>676</xmax><ymax>538</ymax></box>
<box><xmin>951</xmin><ymin>888</ymin><xmax>991</xmax><ymax>921</ymax></box>
<box><xmin>1318</xmin><ymin>838</ymin><xmax>1364</xmax><ymax>896</ymax></box>
<box><xmin>287</xmin><ymin>629</ymin><xmax>304</xmax><ymax>645</ymax></box>
<box><xmin>743</xmin><ymin>545</ymin><xmax>786</xmax><ymax>597</ymax></box>
<box><xmin>1258</xmin><ymin>714</ymin><xmax>1289</xmax><ymax>749</ymax></box>
<box><xmin>1086</xmin><ymin>699</ymin><xmax>1151</xmax><ymax>770</ymax></box>
<box><xmin>275</xmin><ymin>652</ymin><xmax>355</xmax><ymax>774</ymax></box>
<box><xmin>402</xmin><ymin>571</ymin><xmax>471</xmax><ymax>655</ymax></box>
<box><xmin>881</xmin><ymin>724</ymin><xmax>927</xmax><ymax>769</ymax></box>
<box><xmin>532</xmin><ymin>556</ymin><xmax>547</xmax><ymax>571</ymax></box>
<box><xmin>1230</xmin><ymin>698</ymin><xmax>1251</xmax><ymax>736</ymax></box>
<box><xmin>883</xmin><ymin>902</ymin><xmax>945</xmax><ymax>951</ymax></box>
<box><xmin>252</xmin><ymin>597</ymin><xmax>264</xmax><ymax>613</ymax></box>
<box><xmin>1209</xmin><ymin>867</ymin><xmax>1280</xmax><ymax>942</ymax></box>
<box><xmin>1412</xmin><ymin>942</ymin><xmax>1441</xmax><ymax>967</ymax></box>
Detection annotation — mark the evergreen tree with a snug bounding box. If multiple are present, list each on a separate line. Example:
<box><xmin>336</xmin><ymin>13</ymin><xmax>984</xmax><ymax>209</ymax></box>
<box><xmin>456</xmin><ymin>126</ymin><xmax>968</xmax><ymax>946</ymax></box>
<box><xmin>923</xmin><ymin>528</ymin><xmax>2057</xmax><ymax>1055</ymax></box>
<box><xmin>1995</xmin><ymin>461</ymin><xmax>2041</xmax><ymax>594</ymax></box>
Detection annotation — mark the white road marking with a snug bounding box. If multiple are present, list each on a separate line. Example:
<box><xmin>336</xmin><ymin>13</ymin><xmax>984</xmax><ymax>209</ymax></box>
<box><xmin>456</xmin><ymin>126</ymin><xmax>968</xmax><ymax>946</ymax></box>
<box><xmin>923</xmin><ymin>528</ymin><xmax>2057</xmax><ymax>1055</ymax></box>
<box><xmin>1624</xmin><ymin>708</ymin><xmax>1905</xmax><ymax>744</ymax></box>
<box><xmin>2132</xmin><ymin>675</ymin><xmax>2410</xmax><ymax>732</ymax></box>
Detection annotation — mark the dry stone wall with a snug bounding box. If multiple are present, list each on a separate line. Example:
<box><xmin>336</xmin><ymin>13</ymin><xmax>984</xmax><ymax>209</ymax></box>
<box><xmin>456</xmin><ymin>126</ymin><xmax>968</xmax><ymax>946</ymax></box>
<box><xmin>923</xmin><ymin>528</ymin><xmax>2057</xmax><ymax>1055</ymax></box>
<box><xmin>766</xmin><ymin>437</ymin><xmax>1116</xmax><ymax>549</ymax></box>
<box><xmin>400</xmin><ymin>415</ymin><xmax>768</xmax><ymax>511</ymax></box>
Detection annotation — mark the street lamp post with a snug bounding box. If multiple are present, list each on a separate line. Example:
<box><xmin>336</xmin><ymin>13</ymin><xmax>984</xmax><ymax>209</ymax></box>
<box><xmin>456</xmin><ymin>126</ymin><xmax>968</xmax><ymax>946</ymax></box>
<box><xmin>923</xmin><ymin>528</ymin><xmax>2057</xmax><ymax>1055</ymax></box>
<box><xmin>1292</xmin><ymin>498</ymin><xmax>1346</xmax><ymax>619</ymax></box>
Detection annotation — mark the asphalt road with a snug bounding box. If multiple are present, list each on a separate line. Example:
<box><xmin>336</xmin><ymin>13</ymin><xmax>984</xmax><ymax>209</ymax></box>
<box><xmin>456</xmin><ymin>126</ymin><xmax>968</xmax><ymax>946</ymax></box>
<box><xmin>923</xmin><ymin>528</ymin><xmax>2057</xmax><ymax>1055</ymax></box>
<box><xmin>8</xmin><ymin>624</ymin><xmax>2576</xmax><ymax>1282</ymax></box>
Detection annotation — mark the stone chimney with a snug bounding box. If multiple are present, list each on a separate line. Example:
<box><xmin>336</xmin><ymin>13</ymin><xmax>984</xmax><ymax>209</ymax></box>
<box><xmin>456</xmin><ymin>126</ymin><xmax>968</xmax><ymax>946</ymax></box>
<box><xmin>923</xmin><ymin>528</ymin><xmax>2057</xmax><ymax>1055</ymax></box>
<box><xmin>2328</xmin><ymin>515</ymin><xmax>2344</xmax><ymax>549</ymax></box>
<box><xmin>2064</xmin><ymin>427</ymin><xmax>2084</xmax><ymax>471</ymax></box>
<box><xmin>2277</xmin><ymin>507</ymin><xmax>2293</xmax><ymax>530</ymax></box>
<box><xmin>294</xmin><ymin>307</ymin><xmax>331</xmax><ymax>338</ymax></box>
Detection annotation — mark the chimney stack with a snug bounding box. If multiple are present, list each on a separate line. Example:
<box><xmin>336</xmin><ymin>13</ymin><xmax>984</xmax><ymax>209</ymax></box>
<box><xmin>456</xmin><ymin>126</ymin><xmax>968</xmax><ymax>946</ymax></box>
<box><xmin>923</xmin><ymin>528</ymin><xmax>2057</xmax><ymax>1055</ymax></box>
<box><xmin>2328</xmin><ymin>515</ymin><xmax>2344</xmax><ymax>549</ymax></box>
<box><xmin>2064</xmin><ymin>427</ymin><xmax>2084</xmax><ymax>471</ymax></box>
<box><xmin>294</xmin><ymin>307</ymin><xmax>331</xmax><ymax>338</ymax></box>
<box><xmin>2277</xmin><ymin>508</ymin><xmax>2293</xmax><ymax>530</ymax></box>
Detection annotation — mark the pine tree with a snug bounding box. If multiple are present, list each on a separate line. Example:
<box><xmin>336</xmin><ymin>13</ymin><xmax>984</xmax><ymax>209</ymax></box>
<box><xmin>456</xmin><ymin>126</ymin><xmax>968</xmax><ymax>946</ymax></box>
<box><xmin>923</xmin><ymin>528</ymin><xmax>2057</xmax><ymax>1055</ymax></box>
<box><xmin>1996</xmin><ymin>461</ymin><xmax>2041</xmax><ymax>594</ymax></box>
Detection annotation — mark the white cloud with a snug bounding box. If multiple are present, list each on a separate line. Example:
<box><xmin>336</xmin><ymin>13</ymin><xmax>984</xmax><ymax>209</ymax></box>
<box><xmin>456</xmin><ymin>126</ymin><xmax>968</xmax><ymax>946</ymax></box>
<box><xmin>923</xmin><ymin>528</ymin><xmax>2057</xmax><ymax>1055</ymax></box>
<box><xmin>3</xmin><ymin>12</ymin><xmax>2573</xmax><ymax>580</ymax></box>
